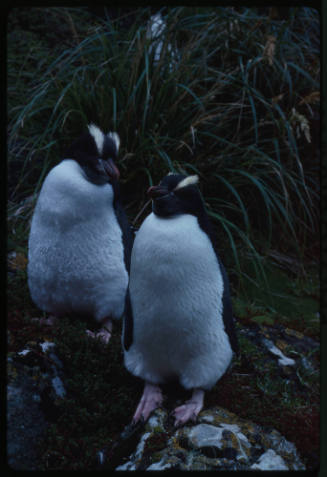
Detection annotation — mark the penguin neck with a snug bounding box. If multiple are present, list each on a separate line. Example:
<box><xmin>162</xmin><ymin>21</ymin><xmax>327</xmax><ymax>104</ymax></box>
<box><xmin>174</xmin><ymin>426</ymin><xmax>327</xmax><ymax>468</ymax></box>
<box><xmin>44</xmin><ymin>159</ymin><xmax>116</xmax><ymax>217</ymax></box>
<box><xmin>151</xmin><ymin>208</ymin><xmax>219</xmax><ymax>267</ymax></box>
<box><xmin>152</xmin><ymin>206</ymin><xmax>212</xmax><ymax>240</ymax></box>
<box><xmin>145</xmin><ymin>212</ymin><xmax>198</xmax><ymax>237</ymax></box>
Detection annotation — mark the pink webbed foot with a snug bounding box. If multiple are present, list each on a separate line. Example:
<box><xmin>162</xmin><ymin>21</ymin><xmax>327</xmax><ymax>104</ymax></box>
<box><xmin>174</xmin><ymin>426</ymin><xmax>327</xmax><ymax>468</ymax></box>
<box><xmin>86</xmin><ymin>319</ymin><xmax>112</xmax><ymax>345</ymax></box>
<box><xmin>132</xmin><ymin>382</ymin><xmax>163</xmax><ymax>424</ymax></box>
<box><xmin>32</xmin><ymin>314</ymin><xmax>58</xmax><ymax>326</ymax></box>
<box><xmin>173</xmin><ymin>388</ymin><xmax>204</xmax><ymax>427</ymax></box>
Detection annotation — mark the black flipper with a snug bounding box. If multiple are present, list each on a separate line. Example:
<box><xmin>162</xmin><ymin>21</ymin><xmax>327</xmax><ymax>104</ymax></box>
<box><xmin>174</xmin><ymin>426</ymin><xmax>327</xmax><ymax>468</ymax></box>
<box><xmin>123</xmin><ymin>288</ymin><xmax>134</xmax><ymax>351</ymax></box>
<box><xmin>196</xmin><ymin>212</ymin><xmax>239</xmax><ymax>356</ymax></box>
<box><xmin>216</xmin><ymin>255</ymin><xmax>239</xmax><ymax>356</ymax></box>
<box><xmin>111</xmin><ymin>179</ymin><xmax>134</xmax><ymax>273</ymax></box>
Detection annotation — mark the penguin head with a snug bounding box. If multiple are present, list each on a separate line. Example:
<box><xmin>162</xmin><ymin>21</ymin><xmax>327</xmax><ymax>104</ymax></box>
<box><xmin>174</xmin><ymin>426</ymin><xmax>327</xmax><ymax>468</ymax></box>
<box><xmin>148</xmin><ymin>173</ymin><xmax>204</xmax><ymax>218</ymax></box>
<box><xmin>65</xmin><ymin>124</ymin><xmax>121</xmax><ymax>185</ymax></box>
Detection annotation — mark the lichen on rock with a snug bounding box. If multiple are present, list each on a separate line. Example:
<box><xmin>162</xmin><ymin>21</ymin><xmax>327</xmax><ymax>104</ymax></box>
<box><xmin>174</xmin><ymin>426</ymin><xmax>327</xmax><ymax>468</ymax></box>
<box><xmin>115</xmin><ymin>407</ymin><xmax>305</xmax><ymax>471</ymax></box>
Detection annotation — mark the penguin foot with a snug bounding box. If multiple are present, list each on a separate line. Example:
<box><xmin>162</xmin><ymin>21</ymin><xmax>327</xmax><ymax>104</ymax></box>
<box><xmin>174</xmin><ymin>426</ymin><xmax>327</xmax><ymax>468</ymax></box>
<box><xmin>86</xmin><ymin>319</ymin><xmax>112</xmax><ymax>345</ymax></box>
<box><xmin>86</xmin><ymin>328</ymin><xmax>111</xmax><ymax>344</ymax></box>
<box><xmin>173</xmin><ymin>388</ymin><xmax>204</xmax><ymax>427</ymax></box>
<box><xmin>132</xmin><ymin>382</ymin><xmax>163</xmax><ymax>424</ymax></box>
<box><xmin>32</xmin><ymin>314</ymin><xmax>58</xmax><ymax>326</ymax></box>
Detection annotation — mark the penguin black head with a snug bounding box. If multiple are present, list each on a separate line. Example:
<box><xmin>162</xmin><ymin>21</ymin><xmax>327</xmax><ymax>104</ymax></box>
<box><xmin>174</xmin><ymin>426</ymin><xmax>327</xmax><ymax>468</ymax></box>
<box><xmin>65</xmin><ymin>124</ymin><xmax>120</xmax><ymax>185</ymax></box>
<box><xmin>148</xmin><ymin>173</ymin><xmax>205</xmax><ymax>218</ymax></box>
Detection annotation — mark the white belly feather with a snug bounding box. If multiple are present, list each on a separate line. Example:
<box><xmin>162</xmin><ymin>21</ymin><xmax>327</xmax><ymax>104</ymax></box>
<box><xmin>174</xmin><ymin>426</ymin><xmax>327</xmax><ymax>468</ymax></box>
<box><xmin>28</xmin><ymin>159</ymin><xmax>128</xmax><ymax>321</ymax></box>
<box><xmin>124</xmin><ymin>212</ymin><xmax>233</xmax><ymax>390</ymax></box>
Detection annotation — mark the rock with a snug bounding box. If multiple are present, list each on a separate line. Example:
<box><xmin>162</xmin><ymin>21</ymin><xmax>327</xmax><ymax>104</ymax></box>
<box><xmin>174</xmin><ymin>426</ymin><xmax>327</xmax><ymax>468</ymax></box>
<box><xmin>7</xmin><ymin>320</ymin><xmax>318</xmax><ymax>470</ymax></box>
<box><xmin>98</xmin><ymin>321</ymin><xmax>318</xmax><ymax>471</ymax></box>
<box><xmin>7</xmin><ymin>340</ymin><xmax>66</xmax><ymax>469</ymax></box>
<box><xmin>115</xmin><ymin>407</ymin><xmax>305</xmax><ymax>471</ymax></box>
<box><xmin>237</xmin><ymin>322</ymin><xmax>319</xmax><ymax>391</ymax></box>
<box><xmin>7</xmin><ymin>373</ymin><xmax>47</xmax><ymax>470</ymax></box>
<box><xmin>262</xmin><ymin>338</ymin><xmax>296</xmax><ymax>366</ymax></box>
<box><xmin>250</xmin><ymin>449</ymin><xmax>289</xmax><ymax>470</ymax></box>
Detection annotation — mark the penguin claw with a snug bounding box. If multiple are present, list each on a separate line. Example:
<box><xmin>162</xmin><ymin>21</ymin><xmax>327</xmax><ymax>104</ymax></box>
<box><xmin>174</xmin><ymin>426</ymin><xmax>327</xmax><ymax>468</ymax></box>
<box><xmin>132</xmin><ymin>382</ymin><xmax>163</xmax><ymax>424</ymax></box>
<box><xmin>173</xmin><ymin>404</ymin><xmax>198</xmax><ymax>427</ymax></box>
<box><xmin>131</xmin><ymin>415</ymin><xmax>145</xmax><ymax>426</ymax></box>
<box><xmin>172</xmin><ymin>389</ymin><xmax>205</xmax><ymax>427</ymax></box>
<box><xmin>31</xmin><ymin>315</ymin><xmax>57</xmax><ymax>326</ymax></box>
<box><xmin>86</xmin><ymin>328</ymin><xmax>111</xmax><ymax>345</ymax></box>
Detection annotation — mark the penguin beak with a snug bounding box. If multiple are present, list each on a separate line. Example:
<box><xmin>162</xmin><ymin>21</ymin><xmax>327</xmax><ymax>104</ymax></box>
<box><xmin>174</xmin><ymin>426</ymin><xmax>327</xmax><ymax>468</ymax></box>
<box><xmin>147</xmin><ymin>185</ymin><xmax>168</xmax><ymax>199</ymax></box>
<box><xmin>103</xmin><ymin>158</ymin><xmax>120</xmax><ymax>181</ymax></box>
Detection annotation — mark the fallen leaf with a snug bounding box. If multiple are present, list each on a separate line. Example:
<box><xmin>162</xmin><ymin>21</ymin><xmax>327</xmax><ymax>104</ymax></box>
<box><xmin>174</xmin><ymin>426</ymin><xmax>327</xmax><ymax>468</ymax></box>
<box><xmin>8</xmin><ymin>252</ymin><xmax>28</xmax><ymax>271</ymax></box>
<box><xmin>299</xmin><ymin>91</ymin><xmax>320</xmax><ymax>106</ymax></box>
<box><xmin>272</xmin><ymin>93</ymin><xmax>284</xmax><ymax>105</ymax></box>
<box><xmin>262</xmin><ymin>35</ymin><xmax>276</xmax><ymax>66</ymax></box>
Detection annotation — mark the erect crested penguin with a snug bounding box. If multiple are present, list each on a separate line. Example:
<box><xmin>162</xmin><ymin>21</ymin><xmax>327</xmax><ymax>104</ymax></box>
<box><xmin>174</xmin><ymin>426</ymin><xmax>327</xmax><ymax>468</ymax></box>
<box><xmin>27</xmin><ymin>124</ymin><xmax>133</xmax><ymax>344</ymax></box>
<box><xmin>123</xmin><ymin>173</ymin><xmax>238</xmax><ymax>426</ymax></box>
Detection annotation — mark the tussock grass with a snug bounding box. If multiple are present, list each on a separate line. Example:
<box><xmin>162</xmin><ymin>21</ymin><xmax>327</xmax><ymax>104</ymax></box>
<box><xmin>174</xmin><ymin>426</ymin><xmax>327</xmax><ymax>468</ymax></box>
<box><xmin>7</xmin><ymin>6</ymin><xmax>320</xmax><ymax>292</ymax></box>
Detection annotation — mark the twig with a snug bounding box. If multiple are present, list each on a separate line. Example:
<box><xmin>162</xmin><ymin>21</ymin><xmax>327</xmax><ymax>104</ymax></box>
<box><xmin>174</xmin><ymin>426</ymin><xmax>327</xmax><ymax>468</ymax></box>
<box><xmin>132</xmin><ymin>199</ymin><xmax>152</xmax><ymax>227</ymax></box>
<box><xmin>65</xmin><ymin>10</ymin><xmax>86</xmax><ymax>65</ymax></box>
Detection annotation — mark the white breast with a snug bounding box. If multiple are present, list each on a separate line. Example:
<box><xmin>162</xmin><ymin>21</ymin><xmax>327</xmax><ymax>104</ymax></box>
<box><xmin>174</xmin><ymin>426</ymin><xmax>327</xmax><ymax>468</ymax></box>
<box><xmin>125</xmin><ymin>212</ymin><xmax>233</xmax><ymax>390</ymax></box>
<box><xmin>130</xmin><ymin>213</ymin><xmax>223</xmax><ymax>312</ymax></box>
<box><xmin>28</xmin><ymin>159</ymin><xmax>128</xmax><ymax>320</ymax></box>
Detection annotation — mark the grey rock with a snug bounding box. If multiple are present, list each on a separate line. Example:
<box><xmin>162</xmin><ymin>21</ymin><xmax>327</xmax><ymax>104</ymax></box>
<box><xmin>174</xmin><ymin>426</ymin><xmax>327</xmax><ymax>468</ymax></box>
<box><xmin>115</xmin><ymin>407</ymin><xmax>305</xmax><ymax>471</ymax></box>
<box><xmin>250</xmin><ymin>449</ymin><xmax>288</xmax><ymax>470</ymax></box>
<box><xmin>262</xmin><ymin>338</ymin><xmax>296</xmax><ymax>366</ymax></box>
<box><xmin>7</xmin><ymin>340</ymin><xmax>66</xmax><ymax>470</ymax></box>
<box><xmin>7</xmin><ymin>372</ymin><xmax>47</xmax><ymax>470</ymax></box>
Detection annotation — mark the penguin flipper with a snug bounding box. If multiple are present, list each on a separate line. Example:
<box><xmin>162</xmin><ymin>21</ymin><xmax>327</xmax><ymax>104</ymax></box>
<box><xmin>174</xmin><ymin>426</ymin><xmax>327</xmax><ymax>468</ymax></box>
<box><xmin>222</xmin><ymin>292</ymin><xmax>239</xmax><ymax>356</ymax></box>
<box><xmin>115</xmin><ymin>202</ymin><xmax>134</xmax><ymax>272</ymax></box>
<box><xmin>219</xmin><ymin>259</ymin><xmax>239</xmax><ymax>356</ymax></box>
<box><xmin>112</xmin><ymin>182</ymin><xmax>134</xmax><ymax>273</ymax></box>
<box><xmin>195</xmin><ymin>213</ymin><xmax>239</xmax><ymax>356</ymax></box>
<box><xmin>123</xmin><ymin>288</ymin><xmax>134</xmax><ymax>351</ymax></box>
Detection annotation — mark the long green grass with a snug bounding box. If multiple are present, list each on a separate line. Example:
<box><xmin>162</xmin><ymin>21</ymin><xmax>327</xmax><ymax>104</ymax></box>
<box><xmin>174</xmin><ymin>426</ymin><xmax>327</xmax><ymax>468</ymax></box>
<box><xmin>7</xmin><ymin>6</ymin><xmax>320</xmax><ymax>293</ymax></box>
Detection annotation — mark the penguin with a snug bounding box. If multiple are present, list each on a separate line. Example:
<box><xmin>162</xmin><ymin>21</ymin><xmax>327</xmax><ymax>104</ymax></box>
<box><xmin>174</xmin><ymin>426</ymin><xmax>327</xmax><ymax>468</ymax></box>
<box><xmin>27</xmin><ymin>124</ymin><xmax>133</xmax><ymax>344</ymax></box>
<box><xmin>123</xmin><ymin>172</ymin><xmax>238</xmax><ymax>426</ymax></box>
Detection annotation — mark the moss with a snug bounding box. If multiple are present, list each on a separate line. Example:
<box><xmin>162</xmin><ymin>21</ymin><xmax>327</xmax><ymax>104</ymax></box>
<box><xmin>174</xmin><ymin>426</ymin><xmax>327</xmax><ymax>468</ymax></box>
<box><xmin>7</xmin><ymin>244</ymin><xmax>319</xmax><ymax>471</ymax></box>
<box><xmin>251</xmin><ymin>315</ymin><xmax>275</xmax><ymax>325</ymax></box>
<box><xmin>152</xmin><ymin>425</ymin><xmax>164</xmax><ymax>433</ymax></box>
<box><xmin>151</xmin><ymin>451</ymin><xmax>164</xmax><ymax>463</ymax></box>
<box><xmin>10</xmin><ymin>316</ymin><xmax>143</xmax><ymax>470</ymax></box>
<box><xmin>170</xmin><ymin>435</ymin><xmax>186</xmax><ymax>454</ymax></box>
<box><xmin>275</xmin><ymin>339</ymin><xmax>289</xmax><ymax>352</ymax></box>
<box><xmin>203</xmin><ymin>313</ymin><xmax>319</xmax><ymax>470</ymax></box>
<box><xmin>143</xmin><ymin>432</ymin><xmax>169</xmax><ymax>455</ymax></box>
<box><xmin>233</xmin><ymin>261</ymin><xmax>319</xmax><ymax>339</ymax></box>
